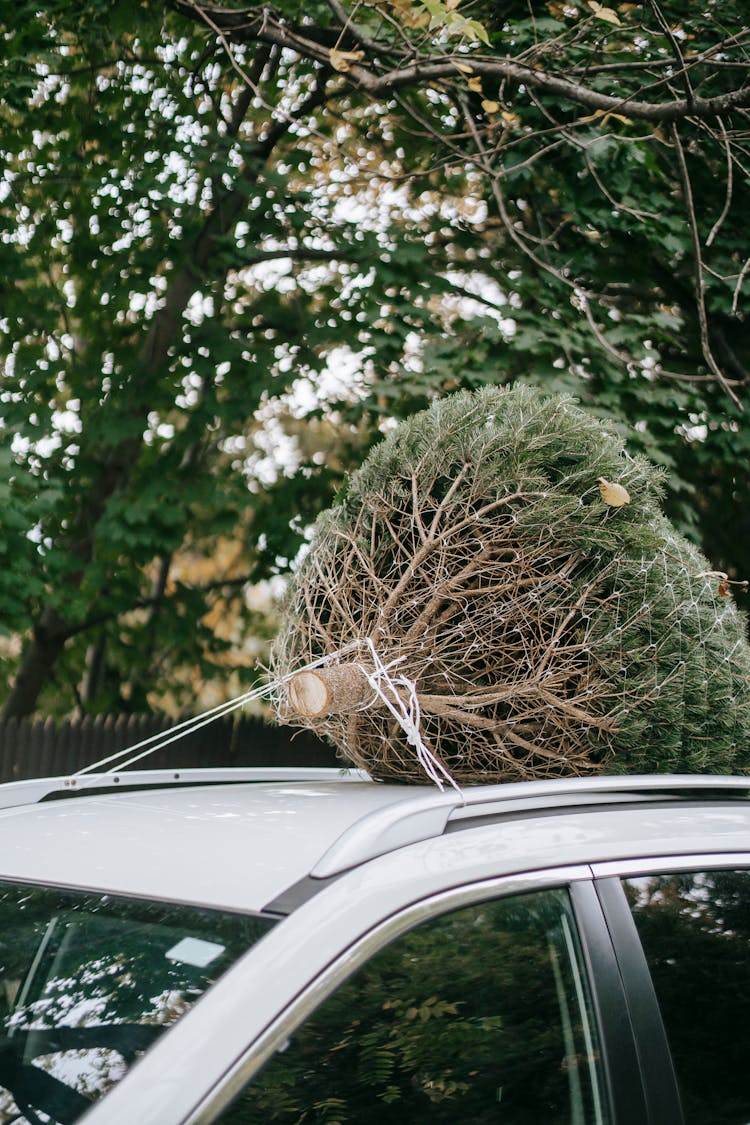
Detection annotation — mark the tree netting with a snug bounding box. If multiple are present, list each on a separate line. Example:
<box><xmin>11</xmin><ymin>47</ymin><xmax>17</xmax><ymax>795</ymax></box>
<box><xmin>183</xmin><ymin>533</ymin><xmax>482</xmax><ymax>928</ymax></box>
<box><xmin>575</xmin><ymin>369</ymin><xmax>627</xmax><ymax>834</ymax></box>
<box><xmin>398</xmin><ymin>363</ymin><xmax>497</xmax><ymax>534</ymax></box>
<box><xmin>271</xmin><ymin>385</ymin><xmax>750</xmax><ymax>784</ymax></box>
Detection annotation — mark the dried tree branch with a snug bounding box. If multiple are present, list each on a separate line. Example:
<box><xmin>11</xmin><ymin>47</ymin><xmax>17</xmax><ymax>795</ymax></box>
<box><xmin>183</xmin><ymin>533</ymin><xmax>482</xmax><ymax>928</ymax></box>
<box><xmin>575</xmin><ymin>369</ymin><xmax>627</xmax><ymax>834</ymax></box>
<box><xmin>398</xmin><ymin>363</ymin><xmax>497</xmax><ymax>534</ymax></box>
<box><xmin>706</xmin><ymin>117</ymin><xmax>734</xmax><ymax>247</ymax></box>
<box><xmin>670</xmin><ymin>122</ymin><xmax>743</xmax><ymax>408</ymax></box>
<box><xmin>170</xmin><ymin>0</ymin><xmax>750</xmax><ymax>124</ymax></box>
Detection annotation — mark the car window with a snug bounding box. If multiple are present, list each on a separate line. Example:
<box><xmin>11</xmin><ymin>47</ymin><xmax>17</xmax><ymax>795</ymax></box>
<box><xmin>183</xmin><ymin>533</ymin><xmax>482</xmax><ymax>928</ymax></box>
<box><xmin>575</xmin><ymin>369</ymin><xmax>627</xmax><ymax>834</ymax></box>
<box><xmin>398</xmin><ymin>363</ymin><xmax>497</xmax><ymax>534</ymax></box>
<box><xmin>0</xmin><ymin>880</ymin><xmax>276</xmax><ymax>1124</ymax></box>
<box><xmin>218</xmin><ymin>887</ymin><xmax>610</xmax><ymax>1124</ymax></box>
<box><xmin>623</xmin><ymin>869</ymin><xmax>750</xmax><ymax>1125</ymax></box>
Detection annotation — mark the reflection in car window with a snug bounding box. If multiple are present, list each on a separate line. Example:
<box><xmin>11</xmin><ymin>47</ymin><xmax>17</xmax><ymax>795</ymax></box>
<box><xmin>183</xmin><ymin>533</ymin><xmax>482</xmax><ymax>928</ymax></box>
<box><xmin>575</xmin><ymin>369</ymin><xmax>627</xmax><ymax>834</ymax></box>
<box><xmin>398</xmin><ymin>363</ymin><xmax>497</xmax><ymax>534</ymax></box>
<box><xmin>220</xmin><ymin>888</ymin><xmax>609</xmax><ymax>1124</ymax></box>
<box><xmin>0</xmin><ymin>881</ymin><xmax>276</xmax><ymax>1124</ymax></box>
<box><xmin>623</xmin><ymin>869</ymin><xmax>750</xmax><ymax>1125</ymax></box>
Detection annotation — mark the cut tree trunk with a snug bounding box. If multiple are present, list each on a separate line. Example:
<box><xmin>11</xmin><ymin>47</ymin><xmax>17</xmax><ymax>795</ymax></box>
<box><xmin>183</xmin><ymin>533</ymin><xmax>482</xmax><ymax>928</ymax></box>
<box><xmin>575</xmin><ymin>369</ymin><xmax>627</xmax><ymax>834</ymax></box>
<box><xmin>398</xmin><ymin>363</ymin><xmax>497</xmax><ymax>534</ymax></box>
<box><xmin>286</xmin><ymin>664</ymin><xmax>372</xmax><ymax>718</ymax></box>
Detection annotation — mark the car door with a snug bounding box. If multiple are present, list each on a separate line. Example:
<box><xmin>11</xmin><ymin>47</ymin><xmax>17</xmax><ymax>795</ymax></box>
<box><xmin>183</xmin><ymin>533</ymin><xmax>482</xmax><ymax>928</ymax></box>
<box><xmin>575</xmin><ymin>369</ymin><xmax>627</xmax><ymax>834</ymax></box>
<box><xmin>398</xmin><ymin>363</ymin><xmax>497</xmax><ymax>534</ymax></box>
<box><xmin>193</xmin><ymin>860</ymin><xmax>750</xmax><ymax>1125</ymax></box>
<box><xmin>213</xmin><ymin>880</ymin><xmax>616</xmax><ymax>1124</ymax></box>
<box><xmin>82</xmin><ymin>838</ymin><xmax>750</xmax><ymax>1125</ymax></box>
<box><xmin>183</xmin><ymin>870</ymin><xmax>650</xmax><ymax>1125</ymax></box>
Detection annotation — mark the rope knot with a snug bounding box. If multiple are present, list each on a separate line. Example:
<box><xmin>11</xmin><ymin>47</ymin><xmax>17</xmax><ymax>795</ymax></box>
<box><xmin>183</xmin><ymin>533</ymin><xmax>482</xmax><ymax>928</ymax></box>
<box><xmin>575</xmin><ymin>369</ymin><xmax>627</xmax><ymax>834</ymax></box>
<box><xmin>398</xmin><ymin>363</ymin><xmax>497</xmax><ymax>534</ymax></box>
<box><xmin>360</xmin><ymin>638</ymin><xmax>461</xmax><ymax>794</ymax></box>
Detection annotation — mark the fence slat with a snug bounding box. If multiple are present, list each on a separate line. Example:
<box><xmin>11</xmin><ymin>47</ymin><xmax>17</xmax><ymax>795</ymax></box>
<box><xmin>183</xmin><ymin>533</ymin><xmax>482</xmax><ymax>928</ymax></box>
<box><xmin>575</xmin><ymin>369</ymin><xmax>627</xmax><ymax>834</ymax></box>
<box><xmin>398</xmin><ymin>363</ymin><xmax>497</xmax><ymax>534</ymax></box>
<box><xmin>0</xmin><ymin>718</ymin><xmax>18</xmax><ymax>778</ymax></box>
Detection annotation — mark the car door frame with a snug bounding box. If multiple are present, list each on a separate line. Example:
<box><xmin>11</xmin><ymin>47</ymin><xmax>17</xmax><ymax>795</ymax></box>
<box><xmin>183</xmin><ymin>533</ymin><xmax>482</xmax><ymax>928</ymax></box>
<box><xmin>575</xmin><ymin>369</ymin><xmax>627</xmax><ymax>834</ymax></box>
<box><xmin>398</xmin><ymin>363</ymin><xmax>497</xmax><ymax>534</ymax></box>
<box><xmin>590</xmin><ymin>851</ymin><xmax>750</xmax><ymax>1125</ymax></box>
<box><xmin>183</xmin><ymin>865</ymin><xmax>650</xmax><ymax>1125</ymax></box>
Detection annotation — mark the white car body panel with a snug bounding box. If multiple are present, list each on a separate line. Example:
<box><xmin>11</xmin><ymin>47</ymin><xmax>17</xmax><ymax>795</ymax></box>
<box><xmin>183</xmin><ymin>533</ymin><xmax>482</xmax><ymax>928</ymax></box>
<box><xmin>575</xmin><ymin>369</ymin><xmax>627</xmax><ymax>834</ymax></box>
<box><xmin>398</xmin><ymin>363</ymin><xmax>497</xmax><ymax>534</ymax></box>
<box><xmin>79</xmin><ymin>798</ymin><xmax>750</xmax><ymax>1124</ymax></box>
<box><xmin>0</xmin><ymin>781</ymin><xmax>408</xmax><ymax>910</ymax></box>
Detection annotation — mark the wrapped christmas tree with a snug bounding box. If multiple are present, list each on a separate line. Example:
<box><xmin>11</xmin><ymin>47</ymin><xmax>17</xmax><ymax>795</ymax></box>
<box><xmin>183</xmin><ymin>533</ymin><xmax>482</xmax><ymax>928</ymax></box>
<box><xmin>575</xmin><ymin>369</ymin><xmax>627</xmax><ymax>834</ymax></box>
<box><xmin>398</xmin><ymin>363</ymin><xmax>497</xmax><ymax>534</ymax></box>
<box><xmin>272</xmin><ymin>384</ymin><xmax>750</xmax><ymax>784</ymax></box>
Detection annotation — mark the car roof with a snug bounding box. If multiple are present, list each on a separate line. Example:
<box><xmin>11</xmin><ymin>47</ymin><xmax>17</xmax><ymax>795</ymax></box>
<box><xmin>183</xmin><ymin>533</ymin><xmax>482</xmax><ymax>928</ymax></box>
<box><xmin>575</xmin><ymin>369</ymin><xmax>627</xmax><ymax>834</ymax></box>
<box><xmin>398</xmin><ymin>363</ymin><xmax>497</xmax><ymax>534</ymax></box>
<box><xmin>0</xmin><ymin>767</ymin><xmax>749</xmax><ymax>914</ymax></box>
<box><xmin>0</xmin><ymin>772</ymin><xmax>394</xmax><ymax>912</ymax></box>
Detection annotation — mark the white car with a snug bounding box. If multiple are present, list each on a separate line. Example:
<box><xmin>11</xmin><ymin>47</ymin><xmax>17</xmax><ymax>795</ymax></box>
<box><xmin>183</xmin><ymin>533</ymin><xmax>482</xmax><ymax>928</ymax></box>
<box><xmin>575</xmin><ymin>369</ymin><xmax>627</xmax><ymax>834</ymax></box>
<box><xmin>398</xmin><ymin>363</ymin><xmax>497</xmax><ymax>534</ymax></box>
<box><xmin>0</xmin><ymin>766</ymin><xmax>748</xmax><ymax>1124</ymax></box>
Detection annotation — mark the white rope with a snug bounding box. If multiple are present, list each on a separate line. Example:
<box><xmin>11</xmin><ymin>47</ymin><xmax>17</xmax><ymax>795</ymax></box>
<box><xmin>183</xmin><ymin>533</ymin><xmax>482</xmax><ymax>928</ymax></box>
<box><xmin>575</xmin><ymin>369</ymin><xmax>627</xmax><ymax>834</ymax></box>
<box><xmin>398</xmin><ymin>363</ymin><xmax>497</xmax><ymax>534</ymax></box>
<box><xmin>358</xmin><ymin>638</ymin><xmax>462</xmax><ymax>795</ymax></box>
<box><xmin>74</xmin><ymin>640</ymin><xmax>364</xmax><ymax>779</ymax></box>
<box><xmin>72</xmin><ymin>636</ymin><xmax>459</xmax><ymax>795</ymax></box>
<box><xmin>75</xmin><ymin>690</ymin><xmax>267</xmax><ymax>775</ymax></box>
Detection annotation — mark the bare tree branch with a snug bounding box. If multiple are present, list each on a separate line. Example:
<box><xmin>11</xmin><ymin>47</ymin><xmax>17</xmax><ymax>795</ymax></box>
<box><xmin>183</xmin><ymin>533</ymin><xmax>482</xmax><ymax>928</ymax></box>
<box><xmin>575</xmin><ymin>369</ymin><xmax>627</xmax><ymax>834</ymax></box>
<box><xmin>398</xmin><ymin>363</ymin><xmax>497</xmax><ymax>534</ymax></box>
<box><xmin>647</xmin><ymin>0</ymin><xmax>695</xmax><ymax>110</ymax></box>
<box><xmin>670</xmin><ymin>122</ymin><xmax>743</xmax><ymax>408</ymax></box>
<box><xmin>706</xmin><ymin>117</ymin><xmax>734</xmax><ymax>247</ymax></box>
<box><xmin>169</xmin><ymin>0</ymin><xmax>750</xmax><ymax>124</ymax></box>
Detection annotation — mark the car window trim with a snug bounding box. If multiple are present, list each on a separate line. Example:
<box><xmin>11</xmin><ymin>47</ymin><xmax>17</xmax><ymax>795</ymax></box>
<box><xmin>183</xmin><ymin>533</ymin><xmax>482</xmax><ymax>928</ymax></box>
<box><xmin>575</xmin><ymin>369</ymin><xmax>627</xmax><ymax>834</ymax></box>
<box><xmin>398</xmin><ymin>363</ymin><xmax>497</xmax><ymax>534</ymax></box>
<box><xmin>569</xmin><ymin>879</ymin><xmax>648</xmax><ymax>1125</ymax></box>
<box><xmin>594</xmin><ymin>875</ymin><xmax>684</xmax><ymax>1125</ymax></box>
<box><xmin>591</xmin><ymin>851</ymin><xmax>750</xmax><ymax>880</ymax></box>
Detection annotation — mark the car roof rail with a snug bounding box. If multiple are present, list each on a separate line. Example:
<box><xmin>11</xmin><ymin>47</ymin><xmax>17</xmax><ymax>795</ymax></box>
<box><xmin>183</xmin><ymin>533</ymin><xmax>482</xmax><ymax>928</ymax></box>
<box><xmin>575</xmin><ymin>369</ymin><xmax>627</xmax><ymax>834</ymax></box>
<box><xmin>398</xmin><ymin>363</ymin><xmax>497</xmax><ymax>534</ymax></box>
<box><xmin>310</xmin><ymin>773</ymin><xmax>750</xmax><ymax>877</ymax></box>
<box><xmin>0</xmin><ymin>766</ymin><xmax>371</xmax><ymax>810</ymax></box>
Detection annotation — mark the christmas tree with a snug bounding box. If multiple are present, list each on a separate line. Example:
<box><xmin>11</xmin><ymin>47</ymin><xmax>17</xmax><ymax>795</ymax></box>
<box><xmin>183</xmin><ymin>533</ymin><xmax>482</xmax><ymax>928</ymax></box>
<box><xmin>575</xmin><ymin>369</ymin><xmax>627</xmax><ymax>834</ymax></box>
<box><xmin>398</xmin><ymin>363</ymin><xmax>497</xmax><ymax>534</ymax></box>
<box><xmin>272</xmin><ymin>385</ymin><xmax>750</xmax><ymax>784</ymax></box>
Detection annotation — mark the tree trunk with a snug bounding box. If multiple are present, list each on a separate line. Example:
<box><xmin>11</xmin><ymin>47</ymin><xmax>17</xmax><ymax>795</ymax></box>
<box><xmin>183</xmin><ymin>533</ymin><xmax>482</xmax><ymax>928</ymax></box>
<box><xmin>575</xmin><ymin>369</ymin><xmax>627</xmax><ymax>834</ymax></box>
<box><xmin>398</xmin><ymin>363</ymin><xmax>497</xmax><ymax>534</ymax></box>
<box><xmin>285</xmin><ymin>665</ymin><xmax>372</xmax><ymax>718</ymax></box>
<box><xmin>3</xmin><ymin>608</ymin><xmax>69</xmax><ymax>718</ymax></box>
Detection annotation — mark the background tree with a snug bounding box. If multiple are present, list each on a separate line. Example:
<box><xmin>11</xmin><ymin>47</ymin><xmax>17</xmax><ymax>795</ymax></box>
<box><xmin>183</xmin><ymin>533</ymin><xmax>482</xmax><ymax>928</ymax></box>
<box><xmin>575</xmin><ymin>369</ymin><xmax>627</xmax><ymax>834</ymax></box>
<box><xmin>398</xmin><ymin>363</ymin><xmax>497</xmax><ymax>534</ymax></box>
<box><xmin>1</xmin><ymin>0</ymin><xmax>748</xmax><ymax>719</ymax></box>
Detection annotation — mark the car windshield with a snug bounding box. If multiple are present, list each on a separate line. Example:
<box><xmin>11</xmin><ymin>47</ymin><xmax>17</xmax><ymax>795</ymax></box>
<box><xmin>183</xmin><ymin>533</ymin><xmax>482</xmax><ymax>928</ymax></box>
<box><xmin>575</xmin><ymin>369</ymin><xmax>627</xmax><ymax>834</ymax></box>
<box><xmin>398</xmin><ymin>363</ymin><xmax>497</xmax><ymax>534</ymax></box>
<box><xmin>0</xmin><ymin>880</ymin><xmax>276</xmax><ymax>1124</ymax></box>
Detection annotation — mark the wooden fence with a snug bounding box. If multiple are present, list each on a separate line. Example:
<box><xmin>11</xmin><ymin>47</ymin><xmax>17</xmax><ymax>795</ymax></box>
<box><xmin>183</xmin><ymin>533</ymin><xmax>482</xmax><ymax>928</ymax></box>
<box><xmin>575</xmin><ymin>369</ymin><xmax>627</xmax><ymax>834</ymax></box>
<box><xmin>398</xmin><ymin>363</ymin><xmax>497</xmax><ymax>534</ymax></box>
<box><xmin>0</xmin><ymin>713</ymin><xmax>339</xmax><ymax>782</ymax></box>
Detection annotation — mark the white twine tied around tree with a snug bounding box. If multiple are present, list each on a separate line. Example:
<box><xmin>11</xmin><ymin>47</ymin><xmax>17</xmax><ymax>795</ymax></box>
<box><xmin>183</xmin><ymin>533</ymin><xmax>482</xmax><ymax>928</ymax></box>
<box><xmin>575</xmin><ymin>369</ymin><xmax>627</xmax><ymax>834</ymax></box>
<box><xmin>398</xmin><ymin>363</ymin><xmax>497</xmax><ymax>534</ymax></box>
<box><xmin>71</xmin><ymin>636</ymin><xmax>459</xmax><ymax>793</ymax></box>
<box><xmin>356</xmin><ymin>638</ymin><xmax>461</xmax><ymax>794</ymax></box>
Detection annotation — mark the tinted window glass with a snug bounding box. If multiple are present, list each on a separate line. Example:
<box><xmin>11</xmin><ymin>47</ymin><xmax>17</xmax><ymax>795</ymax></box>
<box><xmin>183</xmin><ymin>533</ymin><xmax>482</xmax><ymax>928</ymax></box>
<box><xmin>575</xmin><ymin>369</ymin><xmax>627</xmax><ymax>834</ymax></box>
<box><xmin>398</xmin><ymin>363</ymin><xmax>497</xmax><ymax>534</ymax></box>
<box><xmin>219</xmin><ymin>888</ymin><xmax>609</xmax><ymax>1124</ymax></box>
<box><xmin>623</xmin><ymin>869</ymin><xmax>750</xmax><ymax>1125</ymax></box>
<box><xmin>0</xmin><ymin>881</ymin><xmax>275</xmax><ymax>1123</ymax></box>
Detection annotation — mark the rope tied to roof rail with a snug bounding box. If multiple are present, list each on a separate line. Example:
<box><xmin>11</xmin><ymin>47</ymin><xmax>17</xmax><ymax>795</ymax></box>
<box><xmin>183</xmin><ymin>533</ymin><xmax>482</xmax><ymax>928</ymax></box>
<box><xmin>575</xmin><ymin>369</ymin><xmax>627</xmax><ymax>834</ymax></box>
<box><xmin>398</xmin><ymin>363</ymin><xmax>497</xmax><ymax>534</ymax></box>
<box><xmin>73</xmin><ymin>641</ymin><xmax>362</xmax><ymax>779</ymax></box>
<box><xmin>72</xmin><ymin>637</ymin><xmax>459</xmax><ymax>793</ymax></box>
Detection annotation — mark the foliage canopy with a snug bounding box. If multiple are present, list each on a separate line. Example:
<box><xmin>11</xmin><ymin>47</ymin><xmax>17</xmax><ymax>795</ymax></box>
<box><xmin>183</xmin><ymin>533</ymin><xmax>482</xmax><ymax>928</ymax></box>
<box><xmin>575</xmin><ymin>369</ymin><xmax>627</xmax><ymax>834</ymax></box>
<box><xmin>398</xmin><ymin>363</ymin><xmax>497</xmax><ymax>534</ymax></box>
<box><xmin>1</xmin><ymin>0</ymin><xmax>749</xmax><ymax>717</ymax></box>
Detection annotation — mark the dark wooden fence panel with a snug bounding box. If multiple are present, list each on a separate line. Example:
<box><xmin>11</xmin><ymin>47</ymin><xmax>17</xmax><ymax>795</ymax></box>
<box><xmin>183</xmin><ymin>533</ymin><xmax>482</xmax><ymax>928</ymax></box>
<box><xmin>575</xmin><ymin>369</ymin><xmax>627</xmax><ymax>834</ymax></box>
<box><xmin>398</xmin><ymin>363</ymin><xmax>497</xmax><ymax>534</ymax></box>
<box><xmin>0</xmin><ymin>714</ymin><xmax>339</xmax><ymax>782</ymax></box>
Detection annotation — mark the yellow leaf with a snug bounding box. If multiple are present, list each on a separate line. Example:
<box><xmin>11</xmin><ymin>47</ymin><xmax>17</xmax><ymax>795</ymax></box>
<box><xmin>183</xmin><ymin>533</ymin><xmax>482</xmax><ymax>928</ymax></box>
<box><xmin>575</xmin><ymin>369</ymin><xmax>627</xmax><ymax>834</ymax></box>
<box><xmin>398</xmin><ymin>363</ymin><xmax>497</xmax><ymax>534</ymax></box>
<box><xmin>392</xmin><ymin>0</ymin><xmax>430</xmax><ymax>29</ymax></box>
<box><xmin>445</xmin><ymin>0</ymin><xmax>461</xmax><ymax>9</ymax></box>
<box><xmin>587</xmin><ymin>1</ymin><xmax>622</xmax><ymax>25</ymax></box>
<box><xmin>501</xmin><ymin>110</ymin><xmax>521</xmax><ymax>127</ymax></box>
<box><xmin>596</xmin><ymin>477</ymin><xmax>631</xmax><ymax>507</ymax></box>
<box><xmin>329</xmin><ymin>47</ymin><xmax>364</xmax><ymax>72</ymax></box>
<box><xmin>452</xmin><ymin>60</ymin><xmax>474</xmax><ymax>74</ymax></box>
<box><xmin>467</xmin><ymin>75</ymin><xmax>483</xmax><ymax>93</ymax></box>
<box><xmin>578</xmin><ymin>107</ymin><xmax>631</xmax><ymax>127</ymax></box>
<box><xmin>481</xmin><ymin>99</ymin><xmax>500</xmax><ymax>114</ymax></box>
